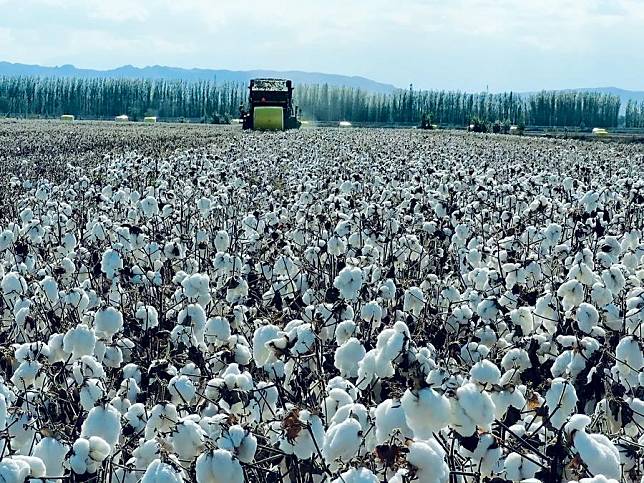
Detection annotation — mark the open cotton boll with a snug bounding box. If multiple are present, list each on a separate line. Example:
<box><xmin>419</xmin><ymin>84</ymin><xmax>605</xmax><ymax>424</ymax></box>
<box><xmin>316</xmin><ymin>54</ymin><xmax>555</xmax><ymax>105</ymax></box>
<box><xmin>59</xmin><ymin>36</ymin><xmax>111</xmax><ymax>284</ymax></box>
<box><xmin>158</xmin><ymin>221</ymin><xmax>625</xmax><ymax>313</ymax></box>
<box><xmin>503</xmin><ymin>452</ymin><xmax>540</xmax><ymax>481</ymax></box>
<box><xmin>171</xmin><ymin>419</ymin><xmax>206</xmax><ymax>464</ymax></box>
<box><xmin>565</xmin><ymin>415</ymin><xmax>621</xmax><ymax>479</ymax></box>
<box><xmin>80</xmin><ymin>378</ymin><xmax>106</xmax><ymax>410</ymax></box>
<box><xmin>334</xmin><ymin>266</ymin><xmax>363</xmax><ymax>300</ymax></box>
<box><xmin>557</xmin><ymin>279</ymin><xmax>584</xmax><ymax>310</ymax></box>
<box><xmin>403</xmin><ymin>286</ymin><xmax>425</xmax><ymax>316</ymax></box>
<box><xmin>361</xmin><ymin>300</ymin><xmax>383</xmax><ymax>324</ymax></box>
<box><xmin>146</xmin><ymin>402</ymin><xmax>179</xmax><ymax>439</ymax></box>
<box><xmin>177</xmin><ymin>304</ymin><xmax>207</xmax><ymax>345</ymax></box>
<box><xmin>575</xmin><ymin>302</ymin><xmax>599</xmax><ymax>334</ymax></box>
<box><xmin>81</xmin><ymin>403</ymin><xmax>122</xmax><ymax>450</ymax></box>
<box><xmin>69</xmin><ymin>436</ymin><xmax>111</xmax><ymax>475</ymax></box>
<box><xmin>332</xmin><ymin>467</ymin><xmax>379</xmax><ymax>483</ymax></box>
<box><xmin>1</xmin><ymin>272</ymin><xmax>28</xmax><ymax>298</ymax></box>
<box><xmin>614</xmin><ymin>336</ymin><xmax>643</xmax><ymax>390</ymax></box>
<box><xmin>334</xmin><ymin>337</ymin><xmax>366</xmax><ymax>378</ymax></box>
<box><xmin>323</xmin><ymin>418</ymin><xmax>362</xmax><ymax>470</ymax></box>
<box><xmin>94</xmin><ymin>306</ymin><xmax>124</xmax><ymax>338</ymax></box>
<box><xmin>141</xmin><ymin>459</ymin><xmax>186</xmax><ymax>483</ymax></box>
<box><xmin>136</xmin><ymin>305</ymin><xmax>159</xmax><ymax>331</ymax></box>
<box><xmin>168</xmin><ymin>375</ymin><xmax>196</xmax><ymax>405</ymax></box>
<box><xmin>101</xmin><ymin>248</ymin><xmax>123</xmax><ymax>279</ymax></box>
<box><xmin>8</xmin><ymin>456</ymin><xmax>45</xmax><ymax>478</ymax></box>
<box><xmin>374</xmin><ymin>399</ymin><xmax>412</xmax><ymax>444</ymax></box>
<box><xmin>214</xmin><ymin>230</ymin><xmax>230</xmax><ymax>252</ymax></box>
<box><xmin>217</xmin><ymin>425</ymin><xmax>257</xmax><ymax>463</ymax></box>
<box><xmin>602</xmin><ymin>266</ymin><xmax>626</xmax><ymax>294</ymax></box>
<box><xmin>195</xmin><ymin>449</ymin><xmax>243</xmax><ymax>483</ymax></box>
<box><xmin>0</xmin><ymin>458</ymin><xmax>30</xmax><ymax>482</ymax></box>
<box><xmin>32</xmin><ymin>437</ymin><xmax>69</xmax><ymax>478</ymax></box>
<box><xmin>140</xmin><ymin>196</ymin><xmax>159</xmax><ymax>218</ymax></box>
<box><xmin>278</xmin><ymin>409</ymin><xmax>325</xmax><ymax>460</ymax></box>
<box><xmin>63</xmin><ymin>324</ymin><xmax>96</xmax><ymax>359</ymax></box>
<box><xmin>545</xmin><ymin>378</ymin><xmax>578</xmax><ymax>429</ymax></box>
<box><xmin>401</xmin><ymin>387</ymin><xmax>451</xmax><ymax>438</ymax></box>
<box><xmin>470</xmin><ymin>360</ymin><xmax>501</xmax><ymax>386</ymax></box>
<box><xmin>452</xmin><ymin>382</ymin><xmax>496</xmax><ymax>434</ymax></box>
<box><xmin>204</xmin><ymin>316</ymin><xmax>231</xmax><ymax>347</ymax></box>
<box><xmin>406</xmin><ymin>439</ymin><xmax>449</xmax><ymax>483</ymax></box>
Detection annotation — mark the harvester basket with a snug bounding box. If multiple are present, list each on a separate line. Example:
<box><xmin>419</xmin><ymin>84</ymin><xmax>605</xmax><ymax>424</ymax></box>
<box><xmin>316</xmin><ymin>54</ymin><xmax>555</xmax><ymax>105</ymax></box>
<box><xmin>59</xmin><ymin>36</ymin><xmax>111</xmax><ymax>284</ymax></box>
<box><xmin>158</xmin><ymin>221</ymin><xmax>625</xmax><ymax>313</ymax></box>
<box><xmin>253</xmin><ymin>107</ymin><xmax>284</xmax><ymax>131</ymax></box>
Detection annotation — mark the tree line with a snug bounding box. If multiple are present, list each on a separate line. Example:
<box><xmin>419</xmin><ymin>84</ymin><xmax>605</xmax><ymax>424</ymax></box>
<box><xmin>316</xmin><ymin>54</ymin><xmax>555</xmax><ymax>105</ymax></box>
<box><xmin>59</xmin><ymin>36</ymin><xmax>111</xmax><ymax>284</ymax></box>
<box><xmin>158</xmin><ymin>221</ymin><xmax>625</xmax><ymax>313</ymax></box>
<box><xmin>0</xmin><ymin>75</ymin><xmax>631</xmax><ymax>128</ymax></box>
<box><xmin>624</xmin><ymin>99</ymin><xmax>644</xmax><ymax>128</ymax></box>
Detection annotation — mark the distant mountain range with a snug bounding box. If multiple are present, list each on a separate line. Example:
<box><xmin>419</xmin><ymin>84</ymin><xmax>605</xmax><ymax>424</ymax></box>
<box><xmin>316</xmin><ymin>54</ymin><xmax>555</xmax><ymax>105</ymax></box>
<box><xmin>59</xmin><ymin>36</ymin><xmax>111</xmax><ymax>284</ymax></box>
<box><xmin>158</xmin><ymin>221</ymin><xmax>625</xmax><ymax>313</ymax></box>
<box><xmin>1</xmin><ymin>62</ymin><xmax>643</xmax><ymax>106</ymax></box>
<box><xmin>0</xmin><ymin>61</ymin><xmax>397</xmax><ymax>93</ymax></box>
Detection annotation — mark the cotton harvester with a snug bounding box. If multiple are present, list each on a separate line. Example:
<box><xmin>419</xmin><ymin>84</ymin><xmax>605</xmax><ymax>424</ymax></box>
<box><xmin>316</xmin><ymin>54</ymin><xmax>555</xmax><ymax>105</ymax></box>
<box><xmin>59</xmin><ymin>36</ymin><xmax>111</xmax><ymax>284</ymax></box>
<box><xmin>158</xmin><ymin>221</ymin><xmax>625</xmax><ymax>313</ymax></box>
<box><xmin>241</xmin><ymin>78</ymin><xmax>301</xmax><ymax>131</ymax></box>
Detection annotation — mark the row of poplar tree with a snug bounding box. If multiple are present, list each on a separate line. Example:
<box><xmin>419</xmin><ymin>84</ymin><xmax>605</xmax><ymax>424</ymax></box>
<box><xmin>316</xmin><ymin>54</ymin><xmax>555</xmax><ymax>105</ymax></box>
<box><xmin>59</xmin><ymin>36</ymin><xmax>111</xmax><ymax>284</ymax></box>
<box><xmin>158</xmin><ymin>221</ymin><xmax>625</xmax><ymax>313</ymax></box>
<box><xmin>0</xmin><ymin>75</ymin><xmax>638</xmax><ymax>128</ymax></box>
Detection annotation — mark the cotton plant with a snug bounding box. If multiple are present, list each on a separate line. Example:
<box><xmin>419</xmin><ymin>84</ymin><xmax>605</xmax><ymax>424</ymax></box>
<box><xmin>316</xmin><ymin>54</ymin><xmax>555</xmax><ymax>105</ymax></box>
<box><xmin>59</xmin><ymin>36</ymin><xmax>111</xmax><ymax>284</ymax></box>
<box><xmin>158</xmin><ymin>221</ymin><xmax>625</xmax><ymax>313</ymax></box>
<box><xmin>0</xmin><ymin>126</ymin><xmax>643</xmax><ymax>482</ymax></box>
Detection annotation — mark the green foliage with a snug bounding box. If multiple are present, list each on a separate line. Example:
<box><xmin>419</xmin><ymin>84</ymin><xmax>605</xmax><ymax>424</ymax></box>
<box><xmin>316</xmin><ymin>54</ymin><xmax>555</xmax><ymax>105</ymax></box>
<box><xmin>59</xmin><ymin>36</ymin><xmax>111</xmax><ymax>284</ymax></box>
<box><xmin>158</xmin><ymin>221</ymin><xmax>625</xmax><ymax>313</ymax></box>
<box><xmin>0</xmin><ymin>76</ymin><xmax>627</xmax><ymax>128</ymax></box>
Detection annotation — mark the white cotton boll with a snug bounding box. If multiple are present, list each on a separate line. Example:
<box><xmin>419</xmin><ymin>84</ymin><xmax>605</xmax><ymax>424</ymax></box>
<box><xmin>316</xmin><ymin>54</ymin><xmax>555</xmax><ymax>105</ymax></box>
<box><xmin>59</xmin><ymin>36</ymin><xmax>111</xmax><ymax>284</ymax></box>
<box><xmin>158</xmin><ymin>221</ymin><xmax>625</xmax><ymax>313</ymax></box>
<box><xmin>334</xmin><ymin>338</ymin><xmax>366</xmax><ymax>378</ymax></box>
<box><xmin>323</xmin><ymin>418</ymin><xmax>362</xmax><ymax>470</ymax></box>
<box><xmin>214</xmin><ymin>230</ymin><xmax>230</xmax><ymax>252</ymax></box>
<box><xmin>195</xmin><ymin>449</ymin><xmax>243</xmax><ymax>483</ymax></box>
<box><xmin>141</xmin><ymin>459</ymin><xmax>185</xmax><ymax>483</ymax></box>
<box><xmin>1</xmin><ymin>272</ymin><xmax>28</xmax><ymax>298</ymax></box>
<box><xmin>334</xmin><ymin>266</ymin><xmax>363</xmax><ymax>300</ymax></box>
<box><xmin>11</xmin><ymin>360</ymin><xmax>44</xmax><ymax>389</ymax></box>
<box><xmin>172</xmin><ymin>419</ymin><xmax>206</xmax><ymax>464</ymax></box>
<box><xmin>217</xmin><ymin>425</ymin><xmax>257</xmax><ymax>463</ymax></box>
<box><xmin>168</xmin><ymin>375</ymin><xmax>196</xmax><ymax>405</ymax></box>
<box><xmin>331</xmin><ymin>467</ymin><xmax>378</xmax><ymax>483</ymax></box>
<box><xmin>401</xmin><ymin>387</ymin><xmax>451</xmax><ymax>438</ymax></box>
<box><xmin>124</xmin><ymin>403</ymin><xmax>148</xmax><ymax>433</ymax></box>
<box><xmin>403</xmin><ymin>286</ymin><xmax>425</xmax><ymax>316</ymax></box>
<box><xmin>501</xmin><ymin>348</ymin><xmax>531</xmax><ymax>372</ymax></box>
<box><xmin>591</xmin><ymin>282</ymin><xmax>613</xmax><ymax>307</ymax></box>
<box><xmin>576</xmin><ymin>302</ymin><xmax>599</xmax><ymax>334</ymax></box>
<box><xmin>204</xmin><ymin>317</ymin><xmax>231</xmax><ymax>347</ymax></box>
<box><xmin>9</xmin><ymin>455</ymin><xmax>45</xmax><ymax>478</ymax></box>
<box><xmin>81</xmin><ymin>403</ymin><xmax>122</xmax><ymax>451</ymax></box>
<box><xmin>0</xmin><ymin>229</ymin><xmax>14</xmax><ymax>251</ymax></box>
<box><xmin>545</xmin><ymin>378</ymin><xmax>578</xmax><ymax>429</ymax></box>
<box><xmin>406</xmin><ymin>439</ymin><xmax>449</xmax><ymax>483</ymax></box>
<box><xmin>334</xmin><ymin>320</ymin><xmax>357</xmax><ymax>345</ymax></box>
<box><xmin>278</xmin><ymin>409</ymin><xmax>325</xmax><ymax>460</ymax></box>
<box><xmin>70</xmin><ymin>436</ymin><xmax>111</xmax><ymax>474</ymax></box>
<box><xmin>602</xmin><ymin>266</ymin><xmax>626</xmax><ymax>294</ymax></box>
<box><xmin>379</xmin><ymin>278</ymin><xmax>396</xmax><ymax>300</ymax></box>
<box><xmin>510</xmin><ymin>307</ymin><xmax>534</xmax><ymax>334</ymax></box>
<box><xmin>80</xmin><ymin>378</ymin><xmax>105</xmax><ymax>411</ymax></box>
<box><xmin>322</xmin><ymin>388</ymin><xmax>354</xmax><ymax>422</ymax></box>
<box><xmin>615</xmin><ymin>336</ymin><xmax>643</xmax><ymax>389</ymax></box>
<box><xmin>253</xmin><ymin>324</ymin><xmax>281</xmax><ymax>367</ymax></box>
<box><xmin>361</xmin><ymin>300</ymin><xmax>383</xmax><ymax>324</ymax></box>
<box><xmin>374</xmin><ymin>399</ymin><xmax>413</xmax><ymax>444</ymax></box>
<box><xmin>136</xmin><ymin>305</ymin><xmax>159</xmax><ymax>331</ymax></box>
<box><xmin>0</xmin><ymin>458</ymin><xmax>30</xmax><ymax>482</ymax></box>
<box><xmin>101</xmin><ymin>249</ymin><xmax>123</xmax><ymax>279</ymax></box>
<box><xmin>140</xmin><ymin>196</ymin><xmax>159</xmax><ymax>218</ymax></box>
<box><xmin>94</xmin><ymin>306</ymin><xmax>124</xmax><ymax>338</ymax></box>
<box><xmin>503</xmin><ymin>452</ymin><xmax>540</xmax><ymax>481</ymax></box>
<box><xmin>470</xmin><ymin>360</ymin><xmax>501</xmax><ymax>386</ymax></box>
<box><xmin>177</xmin><ymin>304</ymin><xmax>207</xmax><ymax>345</ymax></box>
<box><xmin>146</xmin><ymin>403</ymin><xmax>178</xmax><ymax>439</ymax></box>
<box><xmin>565</xmin><ymin>415</ymin><xmax>620</xmax><ymax>479</ymax></box>
<box><xmin>327</xmin><ymin>234</ymin><xmax>347</xmax><ymax>256</ymax></box>
<box><xmin>181</xmin><ymin>273</ymin><xmax>210</xmax><ymax>300</ymax></box>
<box><xmin>33</xmin><ymin>437</ymin><xmax>69</xmax><ymax>478</ymax></box>
<box><xmin>63</xmin><ymin>324</ymin><xmax>96</xmax><ymax>359</ymax></box>
<box><xmin>453</xmin><ymin>382</ymin><xmax>496</xmax><ymax>433</ymax></box>
<box><xmin>40</xmin><ymin>276</ymin><xmax>59</xmax><ymax>303</ymax></box>
<box><xmin>557</xmin><ymin>279</ymin><xmax>584</xmax><ymax>310</ymax></box>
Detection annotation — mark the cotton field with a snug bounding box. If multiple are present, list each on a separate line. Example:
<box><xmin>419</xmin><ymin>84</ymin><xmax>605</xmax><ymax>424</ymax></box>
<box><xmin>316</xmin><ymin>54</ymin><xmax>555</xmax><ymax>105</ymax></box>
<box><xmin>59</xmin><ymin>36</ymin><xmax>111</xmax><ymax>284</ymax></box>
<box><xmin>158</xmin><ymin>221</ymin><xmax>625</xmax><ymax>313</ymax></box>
<box><xmin>0</xmin><ymin>122</ymin><xmax>644</xmax><ymax>483</ymax></box>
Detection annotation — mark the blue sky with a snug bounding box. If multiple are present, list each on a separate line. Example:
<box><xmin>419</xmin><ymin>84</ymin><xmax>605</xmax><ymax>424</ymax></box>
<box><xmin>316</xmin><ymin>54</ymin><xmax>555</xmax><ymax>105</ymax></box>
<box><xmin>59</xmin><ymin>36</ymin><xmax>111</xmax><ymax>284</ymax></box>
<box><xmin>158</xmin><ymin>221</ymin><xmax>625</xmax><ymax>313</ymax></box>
<box><xmin>0</xmin><ymin>0</ymin><xmax>642</xmax><ymax>92</ymax></box>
